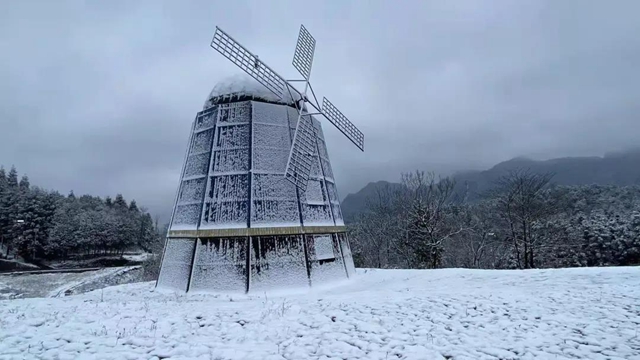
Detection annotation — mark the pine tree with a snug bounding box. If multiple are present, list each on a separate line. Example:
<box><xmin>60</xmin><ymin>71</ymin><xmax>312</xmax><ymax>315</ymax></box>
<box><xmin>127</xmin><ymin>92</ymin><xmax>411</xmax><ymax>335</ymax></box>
<box><xmin>0</xmin><ymin>167</ymin><xmax>21</xmax><ymax>257</ymax></box>
<box><xmin>137</xmin><ymin>212</ymin><xmax>160</xmax><ymax>253</ymax></box>
<box><xmin>105</xmin><ymin>196</ymin><xmax>113</xmax><ymax>207</ymax></box>
<box><xmin>114</xmin><ymin>194</ymin><xmax>127</xmax><ymax>209</ymax></box>
<box><xmin>129</xmin><ymin>200</ymin><xmax>139</xmax><ymax>212</ymax></box>
<box><xmin>0</xmin><ymin>167</ymin><xmax>6</xmax><ymax>257</ymax></box>
<box><xmin>7</xmin><ymin>166</ymin><xmax>18</xmax><ymax>188</ymax></box>
<box><xmin>47</xmin><ymin>198</ymin><xmax>81</xmax><ymax>258</ymax></box>
<box><xmin>616</xmin><ymin>211</ymin><xmax>640</xmax><ymax>265</ymax></box>
<box><xmin>19</xmin><ymin>175</ymin><xmax>30</xmax><ymax>190</ymax></box>
<box><xmin>0</xmin><ymin>167</ymin><xmax>6</xmax><ymax>187</ymax></box>
<box><xmin>13</xmin><ymin>188</ymin><xmax>52</xmax><ymax>260</ymax></box>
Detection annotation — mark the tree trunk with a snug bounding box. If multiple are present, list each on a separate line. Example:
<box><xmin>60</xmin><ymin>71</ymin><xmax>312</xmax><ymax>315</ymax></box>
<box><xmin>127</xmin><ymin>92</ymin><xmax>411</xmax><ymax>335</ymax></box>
<box><xmin>512</xmin><ymin>237</ymin><xmax>521</xmax><ymax>269</ymax></box>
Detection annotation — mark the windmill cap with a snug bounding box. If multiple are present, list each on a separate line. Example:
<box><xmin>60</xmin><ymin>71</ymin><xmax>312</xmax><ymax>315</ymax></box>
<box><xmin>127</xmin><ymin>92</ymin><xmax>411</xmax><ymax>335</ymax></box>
<box><xmin>204</xmin><ymin>74</ymin><xmax>301</xmax><ymax>109</ymax></box>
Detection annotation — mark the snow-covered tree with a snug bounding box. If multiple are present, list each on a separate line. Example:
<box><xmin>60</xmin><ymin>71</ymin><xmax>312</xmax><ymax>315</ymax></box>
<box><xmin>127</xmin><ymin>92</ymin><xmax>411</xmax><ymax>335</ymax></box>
<box><xmin>397</xmin><ymin>171</ymin><xmax>464</xmax><ymax>269</ymax></box>
<box><xmin>7</xmin><ymin>166</ymin><xmax>18</xmax><ymax>188</ymax></box>
<box><xmin>128</xmin><ymin>199</ymin><xmax>139</xmax><ymax>212</ymax></box>
<box><xmin>490</xmin><ymin>170</ymin><xmax>555</xmax><ymax>269</ymax></box>
<box><xmin>19</xmin><ymin>175</ymin><xmax>30</xmax><ymax>190</ymax></box>
<box><xmin>113</xmin><ymin>194</ymin><xmax>127</xmax><ymax>210</ymax></box>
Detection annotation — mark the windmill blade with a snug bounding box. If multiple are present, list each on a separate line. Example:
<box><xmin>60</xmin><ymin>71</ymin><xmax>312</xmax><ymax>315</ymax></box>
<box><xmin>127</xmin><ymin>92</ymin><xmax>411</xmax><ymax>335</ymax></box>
<box><xmin>321</xmin><ymin>97</ymin><xmax>365</xmax><ymax>151</ymax></box>
<box><xmin>211</xmin><ymin>26</ymin><xmax>287</xmax><ymax>99</ymax></box>
<box><xmin>292</xmin><ymin>25</ymin><xmax>316</xmax><ymax>81</ymax></box>
<box><xmin>284</xmin><ymin>114</ymin><xmax>316</xmax><ymax>192</ymax></box>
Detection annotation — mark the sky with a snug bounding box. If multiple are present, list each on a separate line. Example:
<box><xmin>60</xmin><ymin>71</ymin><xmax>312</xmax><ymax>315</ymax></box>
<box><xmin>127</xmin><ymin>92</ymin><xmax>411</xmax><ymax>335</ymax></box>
<box><xmin>1</xmin><ymin>0</ymin><xmax>639</xmax><ymax>222</ymax></box>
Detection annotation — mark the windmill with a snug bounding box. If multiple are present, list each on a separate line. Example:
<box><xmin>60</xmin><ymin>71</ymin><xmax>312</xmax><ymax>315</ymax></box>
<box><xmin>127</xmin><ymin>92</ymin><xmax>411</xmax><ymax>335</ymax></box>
<box><xmin>155</xmin><ymin>25</ymin><xmax>359</xmax><ymax>293</ymax></box>
<box><xmin>210</xmin><ymin>25</ymin><xmax>364</xmax><ymax>192</ymax></box>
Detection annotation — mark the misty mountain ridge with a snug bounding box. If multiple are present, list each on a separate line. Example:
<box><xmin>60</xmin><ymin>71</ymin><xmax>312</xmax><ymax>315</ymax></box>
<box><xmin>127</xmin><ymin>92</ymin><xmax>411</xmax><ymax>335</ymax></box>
<box><xmin>341</xmin><ymin>149</ymin><xmax>640</xmax><ymax>222</ymax></box>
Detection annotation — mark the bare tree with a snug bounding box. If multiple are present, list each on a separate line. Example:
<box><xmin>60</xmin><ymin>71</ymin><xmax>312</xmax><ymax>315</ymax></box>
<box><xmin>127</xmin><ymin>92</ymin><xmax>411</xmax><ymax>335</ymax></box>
<box><xmin>491</xmin><ymin>169</ymin><xmax>554</xmax><ymax>269</ymax></box>
<box><xmin>397</xmin><ymin>171</ymin><xmax>466</xmax><ymax>269</ymax></box>
<box><xmin>350</xmin><ymin>183</ymin><xmax>401</xmax><ymax>268</ymax></box>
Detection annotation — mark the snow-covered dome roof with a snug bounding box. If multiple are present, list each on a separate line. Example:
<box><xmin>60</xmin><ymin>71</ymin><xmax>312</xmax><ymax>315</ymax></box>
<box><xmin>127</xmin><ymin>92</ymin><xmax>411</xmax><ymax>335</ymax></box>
<box><xmin>203</xmin><ymin>74</ymin><xmax>301</xmax><ymax>109</ymax></box>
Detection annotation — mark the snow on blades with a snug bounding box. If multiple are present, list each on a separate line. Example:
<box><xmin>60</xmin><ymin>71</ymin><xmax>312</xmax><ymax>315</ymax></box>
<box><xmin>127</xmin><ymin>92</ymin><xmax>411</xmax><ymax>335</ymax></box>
<box><xmin>157</xmin><ymin>78</ymin><xmax>354</xmax><ymax>293</ymax></box>
<box><xmin>2</xmin><ymin>267</ymin><xmax>639</xmax><ymax>359</ymax></box>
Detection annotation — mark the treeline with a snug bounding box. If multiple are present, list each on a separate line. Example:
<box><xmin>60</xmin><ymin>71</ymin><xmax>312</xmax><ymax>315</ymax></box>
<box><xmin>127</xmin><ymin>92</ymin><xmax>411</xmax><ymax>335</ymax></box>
<box><xmin>349</xmin><ymin>169</ymin><xmax>640</xmax><ymax>270</ymax></box>
<box><xmin>0</xmin><ymin>166</ymin><xmax>163</xmax><ymax>261</ymax></box>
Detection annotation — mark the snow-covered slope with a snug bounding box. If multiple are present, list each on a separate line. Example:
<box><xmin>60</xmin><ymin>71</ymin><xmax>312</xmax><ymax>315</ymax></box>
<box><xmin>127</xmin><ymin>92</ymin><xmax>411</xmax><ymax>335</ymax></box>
<box><xmin>0</xmin><ymin>267</ymin><xmax>140</xmax><ymax>300</ymax></box>
<box><xmin>1</xmin><ymin>267</ymin><xmax>639</xmax><ymax>359</ymax></box>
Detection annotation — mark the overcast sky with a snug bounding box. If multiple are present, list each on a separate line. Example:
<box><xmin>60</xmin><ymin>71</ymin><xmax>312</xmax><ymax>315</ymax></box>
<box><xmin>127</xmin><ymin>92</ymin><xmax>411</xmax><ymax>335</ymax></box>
<box><xmin>1</xmin><ymin>0</ymin><xmax>639</xmax><ymax>222</ymax></box>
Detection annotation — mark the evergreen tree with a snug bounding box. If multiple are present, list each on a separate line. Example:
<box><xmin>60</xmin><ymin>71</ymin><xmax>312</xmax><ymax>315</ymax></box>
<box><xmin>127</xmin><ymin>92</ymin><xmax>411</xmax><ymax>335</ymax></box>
<box><xmin>137</xmin><ymin>212</ymin><xmax>160</xmax><ymax>253</ymax></box>
<box><xmin>0</xmin><ymin>167</ymin><xmax>6</xmax><ymax>187</ymax></box>
<box><xmin>47</xmin><ymin>198</ymin><xmax>81</xmax><ymax>258</ymax></box>
<box><xmin>114</xmin><ymin>194</ymin><xmax>127</xmax><ymax>209</ymax></box>
<box><xmin>19</xmin><ymin>175</ymin><xmax>30</xmax><ymax>190</ymax></box>
<box><xmin>622</xmin><ymin>211</ymin><xmax>640</xmax><ymax>265</ymax></box>
<box><xmin>105</xmin><ymin>196</ymin><xmax>113</xmax><ymax>207</ymax></box>
<box><xmin>129</xmin><ymin>200</ymin><xmax>139</xmax><ymax>212</ymax></box>
<box><xmin>0</xmin><ymin>167</ymin><xmax>7</xmax><ymax>257</ymax></box>
<box><xmin>7</xmin><ymin>166</ymin><xmax>18</xmax><ymax>188</ymax></box>
<box><xmin>0</xmin><ymin>167</ymin><xmax>21</xmax><ymax>257</ymax></box>
<box><xmin>13</xmin><ymin>188</ymin><xmax>56</xmax><ymax>260</ymax></box>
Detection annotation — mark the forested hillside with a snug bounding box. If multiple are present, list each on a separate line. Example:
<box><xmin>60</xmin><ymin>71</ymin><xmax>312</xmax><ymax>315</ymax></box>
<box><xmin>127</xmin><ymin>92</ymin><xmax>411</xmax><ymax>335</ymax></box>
<box><xmin>349</xmin><ymin>169</ymin><xmax>640</xmax><ymax>270</ymax></box>
<box><xmin>0</xmin><ymin>166</ymin><xmax>163</xmax><ymax>263</ymax></box>
<box><xmin>342</xmin><ymin>150</ymin><xmax>640</xmax><ymax>221</ymax></box>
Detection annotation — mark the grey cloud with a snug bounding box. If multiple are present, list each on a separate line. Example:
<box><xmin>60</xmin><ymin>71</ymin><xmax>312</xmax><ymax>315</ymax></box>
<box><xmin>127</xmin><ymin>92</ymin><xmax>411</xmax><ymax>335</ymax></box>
<box><xmin>1</xmin><ymin>0</ymin><xmax>639</xmax><ymax>222</ymax></box>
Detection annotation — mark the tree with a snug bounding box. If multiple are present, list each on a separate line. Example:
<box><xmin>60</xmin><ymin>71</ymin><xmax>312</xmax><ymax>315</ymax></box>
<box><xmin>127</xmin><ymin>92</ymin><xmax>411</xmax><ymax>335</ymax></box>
<box><xmin>398</xmin><ymin>171</ymin><xmax>464</xmax><ymax>269</ymax></box>
<box><xmin>137</xmin><ymin>213</ymin><xmax>161</xmax><ymax>253</ymax></box>
<box><xmin>0</xmin><ymin>166</ymin><xmax>21</xmax><ymax>257</ymax></box>
<box><xmin>491</xmin><ymin>169</ymin><xmax>554</xmax><ymax>269</ymax></box>
<box><xmin>0</xmin><ymin>167</ymin><xmax>7</xmax><ymax>256</ymax></box>
<box><xmin>129</xmin><ymin>199</ymin><xmax>139</xmax><ymax>212</ymax></box>
<box><xmin>444</xmin><ymin>202</ymin><xmax>506</xmax><ymax>269</ymax></box>
<box><xmin>13</xmin><ymin>188</ymin><xmax>58</xmax><ymax>260</ymax></box>
<box><xmin>621</xmin><ymin>211</ymin><xmax>640</xmax><ymax>265</ymax></box>
<box><xmin>46</xmin><ymin>198</ymin><xmax>81</xmax><ymax>258</ymax></box>
<box><xmin>7</xmin><ymin>166</ymin><xmax>18</xmax><ymax>188</ymax></box>
<box><xmin>0</xmin><ymin>167</ymin><xmax>6</xmax><ymax>187</ymax></box>
<box><xmin>19</xmin><ymin>175</ymin><xmax>30</xmax><ymax>190</ymax></box>
<box><xmin>350</xmin><ymin>183</ymin><xmax>402</xmax><ymax>268</ymax></box>
<box><xmin>114</xmin><ymin>194</ymin><xmax>127</xmax><ymax>209</ymax></box>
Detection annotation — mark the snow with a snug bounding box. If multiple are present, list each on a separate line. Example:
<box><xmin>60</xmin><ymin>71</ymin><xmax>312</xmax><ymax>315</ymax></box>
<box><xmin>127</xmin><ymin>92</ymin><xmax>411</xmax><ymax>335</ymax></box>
<box><xmin>204</xmin><ymin>74</ymin><xmax>301</xmax><ymax>110</ymax></box>
<box><xmin>2</xmin><ymin>267</ymin><xmax>639</xmax><ymax>359</ymax></box>
<box><xmin>0</xmin><ymin>267</ymin><xmax>140</xmax><ymax>299</ymax></box>
<box><xmin>122</xmin><ymin>253</ymin><xmax>152</xmax><ymax>263</ymax></box>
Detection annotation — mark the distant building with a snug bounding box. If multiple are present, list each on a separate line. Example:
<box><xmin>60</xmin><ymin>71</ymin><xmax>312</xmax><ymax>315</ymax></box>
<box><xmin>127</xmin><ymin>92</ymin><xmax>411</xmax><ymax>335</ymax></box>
<box><xmin>156</xmin><ymin>78</ymin><xmax>355</xmax><ymax>293</ymax></box>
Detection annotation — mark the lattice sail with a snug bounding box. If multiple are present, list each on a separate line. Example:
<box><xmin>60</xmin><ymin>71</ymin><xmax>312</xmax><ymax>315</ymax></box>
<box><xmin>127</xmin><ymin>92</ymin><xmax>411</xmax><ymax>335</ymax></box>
<box><xmin>211</xmin><ymin>27</ymin><xmax>287</xmax><ymax>99</ymax></box>
<box><xmin>321</xmin><ymin>97</ymin><xmax>365</xmax><ymax>151</ymax></box>
<box><xmin>292</xmin><ymin>25</ymin><xmax>316</xmax><ymax>81</ymax></box>
<box><xmin>284</xmin><ymin>114</ymin><xmax>316</xmax><ymax>191</ymax></box>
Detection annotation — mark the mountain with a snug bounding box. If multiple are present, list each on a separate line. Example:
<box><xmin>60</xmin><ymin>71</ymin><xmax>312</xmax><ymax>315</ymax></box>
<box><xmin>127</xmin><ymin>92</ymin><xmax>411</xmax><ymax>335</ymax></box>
<box><xmin>340</xmin><ymin>181</ymin><xmax>404</xmax><ymax>222</ymax></box>
<box><xmin>341</xmin><ymin>149</ymin><xmax>640</xmax><ymax>222</ymax></box>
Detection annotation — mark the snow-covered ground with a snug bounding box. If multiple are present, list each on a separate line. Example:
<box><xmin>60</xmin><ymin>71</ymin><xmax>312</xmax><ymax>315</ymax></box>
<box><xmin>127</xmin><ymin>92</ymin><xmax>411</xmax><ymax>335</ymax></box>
<box><xmin>1</xmin><ymin>267</ymin><xmax>639</xmax><ymax>359</ymax></box>
<box><xmin>0</xmin><ymin>267</ymin><xmax>140</xmax><ymax>299</ymax></box>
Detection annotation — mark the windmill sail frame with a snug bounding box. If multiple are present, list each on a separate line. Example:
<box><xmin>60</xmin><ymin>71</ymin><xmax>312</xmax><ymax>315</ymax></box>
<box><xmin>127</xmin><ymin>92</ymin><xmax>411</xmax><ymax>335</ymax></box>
<box><xmin>210</xmin><ymin>24</ymin><xmax>364</xmax><ymax>191</ymax></box>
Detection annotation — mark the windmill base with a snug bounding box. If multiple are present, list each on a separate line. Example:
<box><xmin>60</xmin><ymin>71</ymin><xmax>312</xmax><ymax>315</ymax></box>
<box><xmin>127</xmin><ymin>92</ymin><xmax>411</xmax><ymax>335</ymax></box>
<box><xmin>156</xmin><ymin>226</ymin><xmax>356</xmax><ymax>293</ymax></box>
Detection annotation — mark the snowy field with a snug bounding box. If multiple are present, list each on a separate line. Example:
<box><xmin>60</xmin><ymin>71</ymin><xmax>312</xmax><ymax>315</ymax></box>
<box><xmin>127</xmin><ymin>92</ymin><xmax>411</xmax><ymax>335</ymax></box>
<box><xmin>1</xmin><ymin>267</ymin><xmax>639</xmax><ymax>360</ymax></box>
